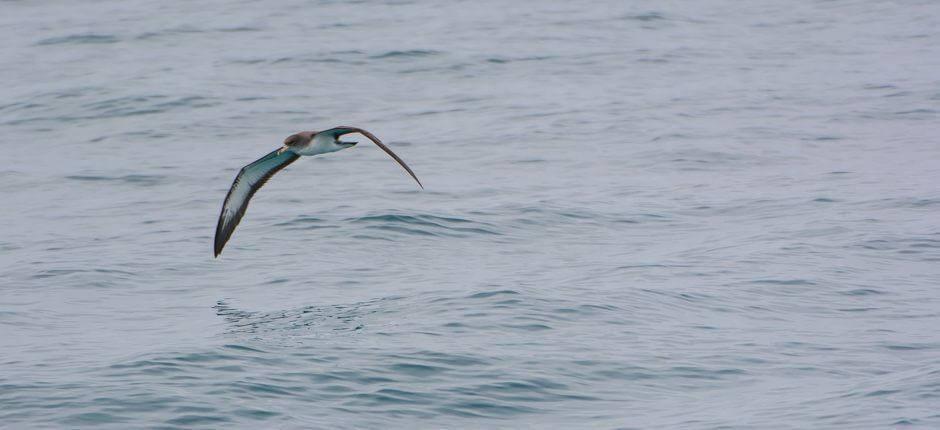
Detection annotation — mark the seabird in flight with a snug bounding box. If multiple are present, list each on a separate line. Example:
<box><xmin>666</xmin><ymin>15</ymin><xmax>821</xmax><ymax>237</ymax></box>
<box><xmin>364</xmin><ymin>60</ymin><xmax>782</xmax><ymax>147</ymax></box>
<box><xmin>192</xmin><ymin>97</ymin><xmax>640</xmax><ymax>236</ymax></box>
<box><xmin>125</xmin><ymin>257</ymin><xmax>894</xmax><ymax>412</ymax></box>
<box><xmin>214</xmin><ymin>126</ymin><xmax>422</xmax><ymax>257</ymax></box>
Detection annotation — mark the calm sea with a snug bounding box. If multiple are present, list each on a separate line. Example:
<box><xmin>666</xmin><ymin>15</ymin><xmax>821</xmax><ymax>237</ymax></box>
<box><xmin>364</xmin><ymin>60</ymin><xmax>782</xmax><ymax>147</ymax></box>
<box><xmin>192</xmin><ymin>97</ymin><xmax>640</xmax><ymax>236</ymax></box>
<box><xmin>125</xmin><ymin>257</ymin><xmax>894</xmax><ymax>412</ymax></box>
<box><xmin>2</xmin><ymin>0</ymin><xmax>939</xmax><ymax>428</ymax></box>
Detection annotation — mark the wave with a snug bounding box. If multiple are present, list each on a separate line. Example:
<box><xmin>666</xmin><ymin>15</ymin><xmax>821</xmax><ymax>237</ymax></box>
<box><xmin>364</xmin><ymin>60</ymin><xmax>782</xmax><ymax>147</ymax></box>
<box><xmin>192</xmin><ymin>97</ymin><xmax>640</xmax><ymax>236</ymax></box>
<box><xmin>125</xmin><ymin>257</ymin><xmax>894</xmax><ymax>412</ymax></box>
<box><xmin>36</xmin><ymin>34</ymin><xmax>119</xmax><ymax>46</ymax></box>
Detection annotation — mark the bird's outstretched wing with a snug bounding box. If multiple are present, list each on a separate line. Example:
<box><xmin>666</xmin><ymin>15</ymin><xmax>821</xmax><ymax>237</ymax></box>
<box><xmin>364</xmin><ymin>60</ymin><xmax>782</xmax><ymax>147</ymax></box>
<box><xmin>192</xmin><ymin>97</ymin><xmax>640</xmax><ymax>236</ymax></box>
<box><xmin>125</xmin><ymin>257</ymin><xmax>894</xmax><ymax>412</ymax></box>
<box><xmin>330</xmin><ymin>126</ymin><xmax>423</xmax><ymax>189</ymax></box>
<box><xmin>214</xmin><ymin>149</ymin><xmax>299</xmax><ymax>257</ymax></box>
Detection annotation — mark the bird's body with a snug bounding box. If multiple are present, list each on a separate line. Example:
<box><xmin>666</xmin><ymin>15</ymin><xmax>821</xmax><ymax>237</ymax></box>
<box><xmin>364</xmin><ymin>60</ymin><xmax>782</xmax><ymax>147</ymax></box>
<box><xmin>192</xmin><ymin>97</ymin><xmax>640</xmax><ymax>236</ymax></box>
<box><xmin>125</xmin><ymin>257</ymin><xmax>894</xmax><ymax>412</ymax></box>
<box><xmin>213</xmin><ymin>126</ymin><xmax>421</xmax><ymax>257</ymax></box>
<box><xmin>283</xmin><ymin>130</ymin><xmax>353</xmax><ymax>156</ymax></box>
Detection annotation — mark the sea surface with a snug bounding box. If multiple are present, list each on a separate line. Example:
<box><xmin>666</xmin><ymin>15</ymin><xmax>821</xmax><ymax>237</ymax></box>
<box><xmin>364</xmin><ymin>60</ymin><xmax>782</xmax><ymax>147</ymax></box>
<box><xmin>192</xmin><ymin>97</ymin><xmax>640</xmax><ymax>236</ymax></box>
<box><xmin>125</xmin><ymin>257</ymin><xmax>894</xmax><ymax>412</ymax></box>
<box><xmin>2</xmin><ymin>0</ymin><xmax>939</xmax><ymax>428</ymax></box>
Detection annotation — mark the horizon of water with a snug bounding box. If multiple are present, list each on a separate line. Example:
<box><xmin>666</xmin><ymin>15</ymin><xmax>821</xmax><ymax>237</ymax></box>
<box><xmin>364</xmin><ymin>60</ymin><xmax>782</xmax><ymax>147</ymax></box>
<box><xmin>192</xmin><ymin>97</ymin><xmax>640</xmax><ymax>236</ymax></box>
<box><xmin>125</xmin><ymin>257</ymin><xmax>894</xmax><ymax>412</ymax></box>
<box><xmin>2</xmin><ymin>0</ymin><xmax>940</xmax><ymax>428</ymax></box>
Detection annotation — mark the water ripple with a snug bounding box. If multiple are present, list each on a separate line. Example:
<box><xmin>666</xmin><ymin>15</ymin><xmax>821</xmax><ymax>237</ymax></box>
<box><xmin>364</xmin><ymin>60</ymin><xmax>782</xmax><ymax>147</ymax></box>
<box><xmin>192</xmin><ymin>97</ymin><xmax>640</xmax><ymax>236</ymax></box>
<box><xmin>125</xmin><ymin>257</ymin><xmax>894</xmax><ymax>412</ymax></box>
<box><xmin>369</xmin><ymin>50</ymin><xmax>442</xmax><ymax>60</ymax></box>
<box><xmin>348</xmin><ymin>213</ymin><xmax>502</xmax><ymax>237</ymax></box>
<box><xmin>36</xmin><ymin>34</ymin><xmax>119</xmax><ymax>46</ymax></box>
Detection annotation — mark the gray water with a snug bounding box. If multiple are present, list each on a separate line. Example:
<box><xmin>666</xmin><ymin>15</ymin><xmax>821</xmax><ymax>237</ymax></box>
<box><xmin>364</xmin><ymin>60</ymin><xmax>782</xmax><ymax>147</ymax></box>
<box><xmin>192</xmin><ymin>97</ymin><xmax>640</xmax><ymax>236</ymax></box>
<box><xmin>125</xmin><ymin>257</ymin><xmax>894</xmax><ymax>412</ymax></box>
<box><xmin>2</xmin><ymin>0</ymin><xmax>940</xmax><ymax>428</ymax></box>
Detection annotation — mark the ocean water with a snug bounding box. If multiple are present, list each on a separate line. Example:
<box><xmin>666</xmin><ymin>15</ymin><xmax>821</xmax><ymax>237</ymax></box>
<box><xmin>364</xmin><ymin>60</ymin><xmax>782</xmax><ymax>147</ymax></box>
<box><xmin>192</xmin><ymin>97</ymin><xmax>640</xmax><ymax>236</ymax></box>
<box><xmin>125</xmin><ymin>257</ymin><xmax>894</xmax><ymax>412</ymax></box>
<box><xmin>2</xmin><ymin>0</ymin><xmax>940</xmax><ymax>428</ymax></box>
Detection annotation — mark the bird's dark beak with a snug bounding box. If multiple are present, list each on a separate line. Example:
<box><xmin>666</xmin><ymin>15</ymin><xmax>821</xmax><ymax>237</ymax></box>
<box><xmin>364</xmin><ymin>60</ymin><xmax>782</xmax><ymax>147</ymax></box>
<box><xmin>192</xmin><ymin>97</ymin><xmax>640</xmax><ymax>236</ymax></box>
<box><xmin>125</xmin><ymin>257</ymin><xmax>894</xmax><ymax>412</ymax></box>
<box><xmin>338</xmin><ymin>140</ymin><xmax>357</xmax><ymax>147</ymax></box>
